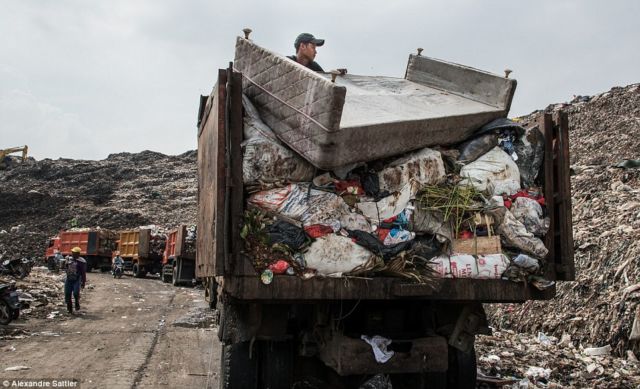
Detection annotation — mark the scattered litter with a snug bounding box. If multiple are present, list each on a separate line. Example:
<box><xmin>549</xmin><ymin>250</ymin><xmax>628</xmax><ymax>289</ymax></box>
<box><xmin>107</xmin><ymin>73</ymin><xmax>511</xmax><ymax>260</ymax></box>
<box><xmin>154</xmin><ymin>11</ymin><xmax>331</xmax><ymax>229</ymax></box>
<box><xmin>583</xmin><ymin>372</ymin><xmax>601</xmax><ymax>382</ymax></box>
<box><xmin>5</xmin><ymin>366</ymin><xmax>30</xmax><ymax>371</ymax></box>
<box><xmin>361</xmin><ymin>335</ymin><xmax>395</xmax><ymax>363</ymax></box>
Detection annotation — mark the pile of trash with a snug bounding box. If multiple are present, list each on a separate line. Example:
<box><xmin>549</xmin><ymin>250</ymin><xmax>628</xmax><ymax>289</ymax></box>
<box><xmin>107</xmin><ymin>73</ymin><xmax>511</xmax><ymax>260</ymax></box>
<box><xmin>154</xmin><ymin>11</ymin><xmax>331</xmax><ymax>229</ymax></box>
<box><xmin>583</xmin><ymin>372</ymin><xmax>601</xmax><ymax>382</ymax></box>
<box><xmin>486</xmin><ymin>83</ymin><xmax>640</xmax><ymax>359</ymax></box>
<box><xmin>0</xmin><ymin>267</ymin><xmax>68</xmax><ymax>338</ymax></box>
<box><xmin>476</xmin><ymin>328</ymin><xmax>640</xmax><ymax>388</ymax></box>
<box><xmin>240</xmin><ymin>96</ymin><xmax>553</xmax><ymax>285</ymax></box>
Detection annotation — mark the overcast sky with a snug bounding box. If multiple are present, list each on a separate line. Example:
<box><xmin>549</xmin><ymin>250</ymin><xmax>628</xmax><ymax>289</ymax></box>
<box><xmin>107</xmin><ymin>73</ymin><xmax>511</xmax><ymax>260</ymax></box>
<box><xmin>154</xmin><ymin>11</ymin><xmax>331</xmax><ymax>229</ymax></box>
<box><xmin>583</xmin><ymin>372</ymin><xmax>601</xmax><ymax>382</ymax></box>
<box><xmin>1</xmin><ymin>0</ymin><xmax>638</xmax><ymax>160</ymax></box>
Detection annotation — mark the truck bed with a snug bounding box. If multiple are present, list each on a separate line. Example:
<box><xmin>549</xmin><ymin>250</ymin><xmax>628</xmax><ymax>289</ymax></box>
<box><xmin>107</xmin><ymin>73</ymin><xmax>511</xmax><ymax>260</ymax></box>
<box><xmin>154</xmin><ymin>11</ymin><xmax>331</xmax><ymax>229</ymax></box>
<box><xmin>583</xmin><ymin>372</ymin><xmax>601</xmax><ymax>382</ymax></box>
<box><xmin>197</xmin><ymin>67</ymin><xmax>574</xmax><ymax>304</ymax></box>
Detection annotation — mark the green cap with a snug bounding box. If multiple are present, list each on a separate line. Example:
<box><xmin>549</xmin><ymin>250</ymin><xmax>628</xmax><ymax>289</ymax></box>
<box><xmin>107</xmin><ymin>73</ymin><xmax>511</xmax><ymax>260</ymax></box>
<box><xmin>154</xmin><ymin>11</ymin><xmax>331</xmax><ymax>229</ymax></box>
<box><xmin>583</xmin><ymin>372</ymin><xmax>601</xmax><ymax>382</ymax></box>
<box><xmin>294</xmin><ymin>33</ymin><xmax>325</xmax><ymax>50</ymax></box>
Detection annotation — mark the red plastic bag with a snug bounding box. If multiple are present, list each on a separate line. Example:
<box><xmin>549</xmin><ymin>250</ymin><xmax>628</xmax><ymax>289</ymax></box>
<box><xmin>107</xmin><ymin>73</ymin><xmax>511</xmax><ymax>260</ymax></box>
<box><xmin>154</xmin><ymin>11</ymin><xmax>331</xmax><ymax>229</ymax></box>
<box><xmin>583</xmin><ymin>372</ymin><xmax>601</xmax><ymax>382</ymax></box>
<box><xmin>305</xmin><ymin>224</ymin><xmax>334</xmax><ymax>239</ymax></box>
<box><xmin>268</xmin><ymin>260</ymin><xmax>290</xmax><ymax>274</ymax></box>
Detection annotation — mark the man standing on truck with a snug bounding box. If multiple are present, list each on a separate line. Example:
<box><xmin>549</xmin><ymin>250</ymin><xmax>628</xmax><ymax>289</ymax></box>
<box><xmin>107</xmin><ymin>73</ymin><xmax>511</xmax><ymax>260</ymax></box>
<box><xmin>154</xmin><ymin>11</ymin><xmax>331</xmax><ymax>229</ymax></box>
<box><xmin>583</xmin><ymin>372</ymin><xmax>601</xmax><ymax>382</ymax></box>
<box><xmin>63</xmin><ymin>247</ymin><xmax>87</xmax><ymax>313</ymax></box>
<box><xmin>287</xmin><ymin>33</ymin><xmax>324</xmax><ymax>71</ymax></box>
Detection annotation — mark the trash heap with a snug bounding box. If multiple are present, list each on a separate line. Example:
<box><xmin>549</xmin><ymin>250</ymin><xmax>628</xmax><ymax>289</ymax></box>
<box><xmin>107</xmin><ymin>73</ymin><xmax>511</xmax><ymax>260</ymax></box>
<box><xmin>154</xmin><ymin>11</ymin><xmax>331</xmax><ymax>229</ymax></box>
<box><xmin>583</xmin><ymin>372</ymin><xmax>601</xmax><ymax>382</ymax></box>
<box><xmin>485</xmin><ymin>83</ymin><xmax>640</xmax><ymax>362</ymax></box>
<box><xmin>240</xmin><ymin>96</ymin><xmax>553</xmax><ymax>286</ymax></box>
<box><xmin>138</xmin><ymin>225</ymin><xmax>167</xmax><ymax>257</ymax></box>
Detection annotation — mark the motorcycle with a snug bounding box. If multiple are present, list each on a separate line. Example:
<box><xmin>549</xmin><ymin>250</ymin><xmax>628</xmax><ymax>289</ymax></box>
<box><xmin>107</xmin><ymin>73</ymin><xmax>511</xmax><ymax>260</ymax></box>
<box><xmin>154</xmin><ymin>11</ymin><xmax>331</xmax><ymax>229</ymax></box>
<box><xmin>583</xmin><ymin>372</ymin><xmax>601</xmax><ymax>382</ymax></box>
<box><xmin>113</xmin><ymin>263</ymin><xmax>124</xmax><ymax>279</ymax></box>
<box><xmin>0</xmin><ymin>283</ymin><xmax>21</xmax><ymax>325</ymax></box>
<box><xmin>0</xmin><ymin>257</ymin><xmax>30</xmax><ymax>279</ymax></box>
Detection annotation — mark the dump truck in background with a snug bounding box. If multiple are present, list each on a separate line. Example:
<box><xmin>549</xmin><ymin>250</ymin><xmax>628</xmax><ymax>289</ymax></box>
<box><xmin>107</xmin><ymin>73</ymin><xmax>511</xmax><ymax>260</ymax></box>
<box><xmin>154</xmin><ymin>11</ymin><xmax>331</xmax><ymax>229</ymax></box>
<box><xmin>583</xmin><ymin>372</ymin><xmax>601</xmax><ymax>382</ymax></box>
<box><xmin>45</xmin><ymin>229</ymin><xmax>117</xmax><ymax>272</ymax></box>
<box><xmin>197</xmin><ymin>35</ymin><xmax>574</xmax><ymax>388</ymax></box>
<box><xmin>161</xmin><ymin>225</ymin><xmax>197</xmax><ymax>285</ymax></box>
<box><xmin>117</xmin><ymin>228</ymin><xmax>165</xmax><ymax>278</ymax></box>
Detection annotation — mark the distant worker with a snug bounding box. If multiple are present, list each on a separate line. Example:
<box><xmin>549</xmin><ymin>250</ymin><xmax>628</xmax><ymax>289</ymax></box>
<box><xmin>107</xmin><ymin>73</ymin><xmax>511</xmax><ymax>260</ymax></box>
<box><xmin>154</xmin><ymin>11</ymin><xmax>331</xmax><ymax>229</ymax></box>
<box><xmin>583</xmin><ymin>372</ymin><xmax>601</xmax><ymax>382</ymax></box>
<box><xmin>49</xmin><ymin>249</ymin><xmax>64</xmax><ymax>272</ymax></box>
<box><xmin>287</xmin><ymin>33</ymin><xmax>324</xmax><ymax>72</ymax></box>
<box><xmin>63</xmin><ymin>247</ymin><xmax>87</xmax><ymax>313</ymax></box>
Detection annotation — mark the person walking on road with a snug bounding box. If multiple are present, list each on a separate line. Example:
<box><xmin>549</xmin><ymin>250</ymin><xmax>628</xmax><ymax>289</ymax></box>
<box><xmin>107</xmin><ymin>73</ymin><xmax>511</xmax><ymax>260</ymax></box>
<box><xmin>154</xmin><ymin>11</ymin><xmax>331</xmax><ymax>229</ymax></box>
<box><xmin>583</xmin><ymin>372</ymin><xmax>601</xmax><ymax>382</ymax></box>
<box><xmin>64</xmin><ymin>247</ymin><xmax>87</xmax><ymax>313</ymax></box>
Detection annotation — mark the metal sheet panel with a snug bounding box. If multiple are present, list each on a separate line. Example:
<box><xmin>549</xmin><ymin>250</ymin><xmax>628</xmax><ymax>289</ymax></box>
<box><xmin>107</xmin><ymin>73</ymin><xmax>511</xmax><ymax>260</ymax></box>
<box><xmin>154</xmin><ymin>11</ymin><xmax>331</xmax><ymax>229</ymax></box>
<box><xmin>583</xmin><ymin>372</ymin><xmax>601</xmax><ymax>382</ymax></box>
<box><xmin>234</xmin><ymin>37</ymin><xmax>516</xmax><ymax>169</ymax></box>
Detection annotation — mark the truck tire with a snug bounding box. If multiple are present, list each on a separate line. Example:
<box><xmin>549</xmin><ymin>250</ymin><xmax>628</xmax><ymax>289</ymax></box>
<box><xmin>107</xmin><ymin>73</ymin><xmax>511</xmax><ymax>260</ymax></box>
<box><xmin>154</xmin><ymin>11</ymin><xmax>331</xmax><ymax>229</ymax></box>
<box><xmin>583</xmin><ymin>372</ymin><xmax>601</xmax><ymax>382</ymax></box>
<box><xmin>259</xmin><ymin>340</ymin><xmax>294</xmax><ymax>389</ymax></box>
<box><xmin>133</xmin><ymin>263</ymin><xmax>144</xmax><ymax>278</ymax></box>
<box><xmin>446</xmin><ymin>346</ymin><xmax>477</xmax><ymax>389</ymax></box>
<box><xmin>219</xmin><ymin>341</ymin><xmax>258</xmax><ymax>389</ymax></box>
<box><xmin>172</xmin><ymin>266</ymin><xmax>179</xmax><ymax>286</ymax></box>
<box><xmin>0</xmin><ymin>300</ymin><xmax>12</xmax><ymax>325</ymax></box>
<box><xmin>161</xmin><ymin>268</ymin><xmax>171</xmax><ymax>283</ymax></box>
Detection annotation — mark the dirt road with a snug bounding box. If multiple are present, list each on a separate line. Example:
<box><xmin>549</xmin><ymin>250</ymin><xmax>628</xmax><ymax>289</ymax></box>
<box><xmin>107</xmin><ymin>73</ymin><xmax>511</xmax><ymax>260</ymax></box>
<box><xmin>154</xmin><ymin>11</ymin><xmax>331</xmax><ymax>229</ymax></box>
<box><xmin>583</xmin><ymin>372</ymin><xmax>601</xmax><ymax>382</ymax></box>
<box><xmin>1</xmin><ymin>272</ymin><xmax>221</xmax><ymax>388</ymax></box>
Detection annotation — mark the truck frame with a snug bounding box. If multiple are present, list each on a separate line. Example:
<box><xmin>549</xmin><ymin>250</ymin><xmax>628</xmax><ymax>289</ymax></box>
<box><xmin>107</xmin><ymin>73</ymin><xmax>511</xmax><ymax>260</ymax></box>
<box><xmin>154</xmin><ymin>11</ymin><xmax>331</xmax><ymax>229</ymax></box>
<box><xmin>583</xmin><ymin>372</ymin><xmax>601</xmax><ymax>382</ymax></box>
<box><xmin>197</xmin><ymin>63</ymin><xmax>574</xmax><ymax>388</ymax></box>
<box><xmin>162</xmin><ymin>225</ymin><xmax>196</xmax><ymax>286</ymax></box>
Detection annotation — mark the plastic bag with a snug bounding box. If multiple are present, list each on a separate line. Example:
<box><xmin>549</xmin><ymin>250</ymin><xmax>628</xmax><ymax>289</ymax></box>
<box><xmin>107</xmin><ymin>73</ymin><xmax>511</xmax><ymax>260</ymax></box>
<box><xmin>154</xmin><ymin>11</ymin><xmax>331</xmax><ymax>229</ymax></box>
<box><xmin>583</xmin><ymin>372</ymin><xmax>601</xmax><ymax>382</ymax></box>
<box><xmin>357</xmin><ymin>181</ymin><xmax>418</xmax><ymax>224</ymax></box>
<box><xmin>378</xmin><ymin>148</ymin><xmax>446</xmax><ymax>194</ymax></box>
<box><xmin>304</xmin><ymin>234</ymin><xmax>375</xmax><ymax>276</ymax></box>
<box><xmin>348</xmin><ymin>230</ymin><xmax>413</xmax><ymax>261</ymax></box>
<box><xmin>242</xmin><ymin>95</ymin><xmax>315</xmax><ymax>185</ymax></box>
<box><xmin>511</xmin><ymin>197</ymin><xmax>549</xmax><ymax>236</ymax></box>
<box><xmin>496</xmin><ymin>209</ymin><xmax>548</xmax><ymax>258</ymax></box>
<box><xmin>458</xmin><ymin>133</ymin><xmax>498</xmax><ymax>164</ymax></box>
<box><xmin>429</xmin><ymin>254</ymin><xmax>510</xmax><ymax>279</ymax></box>
<box><xmin>267</xmin><ymin>221</ymin><xmax>307</xmax><ymax>250</ymax></box>
<box><xmin>459</xmin><ymin>146</ymin><xmax>521</xmax><ymax>196</ymax></box>
<box><xmin>514</xmin><ymin>126</ymin><xmax>545</xmax><ymax>188</ymax></box>
<box><xmin>248</xmin><ymin>184</ymin><xmax>351</xmax><ymax>228</ymax></box>
<box><xmin>410</xmin><ymin>207</ymin><xmax>453</xmax><ymax>243</ymax></box>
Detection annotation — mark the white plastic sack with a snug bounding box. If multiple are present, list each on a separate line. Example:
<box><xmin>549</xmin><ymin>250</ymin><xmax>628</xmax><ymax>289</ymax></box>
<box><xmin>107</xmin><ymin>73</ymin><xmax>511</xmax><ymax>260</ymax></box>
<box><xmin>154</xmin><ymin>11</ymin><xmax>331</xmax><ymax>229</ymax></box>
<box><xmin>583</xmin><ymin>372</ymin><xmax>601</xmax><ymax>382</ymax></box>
<box><xmin>248</xmin><ymin>184</ymin><xmax>351</xmax><ymax>227</ymax></box>
<box><xmin>378</xmin><ymin>148</ymin><xmax>446</xmax><ymax>194</ymax></box>
<box><xmin>304</xmin><ymin>234</ymin><xmax>374</xmax><ymax>276</ymax></box>
<box><xmin>497</xmin><ymin>210</ymin><xmax>548</xmax><ymax>258</ymax></box>
<box><xmin>429</xmin><ymin>253</ymin><xmax>510</xmax><ymax>279</ymax></box>
<box><xmin>357</xmin><ymin>181</ymin><xmax>418</xmax><ymax>223</ymax></box>
<box><xmin>459</xmin><ymin>146</ymin><xmax>521</xmax><ymax>196</ymax></box>
<box><xmin>511</xmin><ymin>197</ymin><xmax>549</xmax><ymax>236</ymax></box>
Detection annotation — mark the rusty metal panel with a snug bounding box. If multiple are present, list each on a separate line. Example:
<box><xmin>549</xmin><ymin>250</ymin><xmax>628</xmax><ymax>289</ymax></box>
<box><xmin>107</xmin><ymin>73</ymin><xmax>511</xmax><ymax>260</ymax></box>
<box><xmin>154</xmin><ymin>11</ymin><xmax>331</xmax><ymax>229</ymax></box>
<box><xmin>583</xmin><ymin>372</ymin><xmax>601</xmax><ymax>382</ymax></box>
<box><xmin>553</xmin><ymin>111</ymin><xmax>575</xmax><ymax>280</ymax></box>
<box><xmin>138</xmin><ymin>229</ymin><xmax>150</xmax><ymax>258</ymax></box>
<box><xmin>223</xmin><ymin>277</ymin><xmax>555</xmax><ymax>302</ymax></box>
<box><xmin>540</xmin><ymin>114</ymin><xmax>556</xmax><ymax>280</ymax></box>
<box><xmin>118</xmin><ymin>230</ymin><xmax>140</xmax><ymax>259</ymax></box>
<box><xmin>174</xmin><ymin>225</ymin><xmax>185</xmax><ymax>257</ymax></box>
<box><xmin>318</xmin><ymin>334</ymin><xmax>448</xmax><ymax>375</ymax></box>
<box><xmin>197</xmin><ymin>70</ymin><xmax>228</xmax><ymax>278</ymax></box>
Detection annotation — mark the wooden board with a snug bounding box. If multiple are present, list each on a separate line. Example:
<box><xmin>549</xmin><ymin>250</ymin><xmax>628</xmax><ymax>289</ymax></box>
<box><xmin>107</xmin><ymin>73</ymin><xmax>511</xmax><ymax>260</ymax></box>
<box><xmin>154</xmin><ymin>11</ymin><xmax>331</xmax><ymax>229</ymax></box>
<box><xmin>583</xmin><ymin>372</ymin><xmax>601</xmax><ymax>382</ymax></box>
<box><xmin>451</xmin><ymin>236</ymin><xmax>501</xmax><ymax>255</ymax></box>
<box><xmin>196</xmin><ymin>70</ymin><xmax>228</xmax><ymax>278</ymax></box>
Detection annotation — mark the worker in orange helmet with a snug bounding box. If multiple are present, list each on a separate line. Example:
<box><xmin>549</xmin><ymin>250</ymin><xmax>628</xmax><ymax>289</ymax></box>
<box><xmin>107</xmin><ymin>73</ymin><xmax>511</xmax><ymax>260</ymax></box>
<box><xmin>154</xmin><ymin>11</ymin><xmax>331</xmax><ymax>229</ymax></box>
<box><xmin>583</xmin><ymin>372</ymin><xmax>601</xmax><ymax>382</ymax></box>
<box><xmin>63</xmin><ymin>247</ymin><xmax>87</xmax><ymax>313</ymax></box>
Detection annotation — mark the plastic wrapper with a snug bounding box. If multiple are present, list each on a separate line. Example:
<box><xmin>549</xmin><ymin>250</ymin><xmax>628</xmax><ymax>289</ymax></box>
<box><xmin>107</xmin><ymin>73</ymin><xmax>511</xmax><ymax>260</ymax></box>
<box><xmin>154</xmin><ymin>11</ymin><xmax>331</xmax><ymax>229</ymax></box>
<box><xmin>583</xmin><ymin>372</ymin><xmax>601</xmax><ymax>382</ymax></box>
<box><xmin>459</xmin><ymin>146</ymin><xmax>521</xmax><ymax>196</ymax></box>
<box><xmin>429</xmin><ymin>253</ymin><xmax>510</xmax><ymax>279</ymax></box>
<box><xmin>248</xmin><ymin>184</ymin><xmax>351</xmax><ymax>228</ymax></box>
<box><xmin>496</xmin><ymin>209</ymin><xmax>549</xmax><ymax>258</ymax></box>
<box><xmin>514</xmin><ymin>126</ymin><xmax>545</xmax><ymax>188</ymax></box>
<box><xmin>348</xmin><ymin>229</ymin><xmax>414</xmax><ymax>261</ymax></box>
<box><xmin>304</xmin><ymin>234</ymin><xmax>375</xmax><ymax>276</ymax></box>
<box><xmin>267</xmin><ymin>221</ymin><xmax>307</xmax><ymax>250</ymax></box>
<box><xmin>410</xmin><ymin>207</ymin><xmax>453</xmax><ymax>243</ymax></box>
<box><xmin>378</xmin><ymin>147</ymin><xmax>446</xmax><ymax>194</ymax></box>
<box><xmin>356</xmin><ymin>181</ymin><xmax>418</xmax><ymax>223</ymax></box>
<box><xmin>511</xmin><ymin>197</ymin><xmax>549</xmax><ymax>236</ymax></box>
<box><xmin>458</xmin><ymin>133</ymin><xmax>498</xmax><ymax>164</ymax></box>
<box><xmin>242</xmin><ymin>95</ymin><xmax>315</xmax><ymax>185</ymax></box>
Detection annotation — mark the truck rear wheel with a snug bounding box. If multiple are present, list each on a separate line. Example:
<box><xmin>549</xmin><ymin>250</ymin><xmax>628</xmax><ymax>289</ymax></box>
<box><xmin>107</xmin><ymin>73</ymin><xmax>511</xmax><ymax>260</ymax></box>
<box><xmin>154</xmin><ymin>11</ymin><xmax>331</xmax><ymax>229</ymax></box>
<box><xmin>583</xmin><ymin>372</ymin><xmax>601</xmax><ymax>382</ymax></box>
<box><xmin>259</xmin><ymin>340</ymin><xmax>294</xmax><ymax>389</ymax></box>
<box><xmin>132</xmin><ymin>263</ymin><xmax>145</xmax><ymax>278</ymax></box>
<box><xmin>219</xmin><ymin>341</ymin><xmax>258</xmax><ymax>389</ymax></box>
<box><xmin>446</xmin><ymin>345</ymin><xmax>477</xmax><ymax>389</ymax></box>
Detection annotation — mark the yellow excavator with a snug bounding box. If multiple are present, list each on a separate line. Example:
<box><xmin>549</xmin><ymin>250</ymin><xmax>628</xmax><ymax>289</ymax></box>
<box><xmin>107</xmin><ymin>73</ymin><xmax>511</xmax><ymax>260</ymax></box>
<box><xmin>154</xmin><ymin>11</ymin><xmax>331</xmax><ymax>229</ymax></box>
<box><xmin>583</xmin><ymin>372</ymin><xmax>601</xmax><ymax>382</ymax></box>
<box><xmin>0</xmin><ymin>145</ymin><xmax>28</xmax><ymax>170</ymax></box>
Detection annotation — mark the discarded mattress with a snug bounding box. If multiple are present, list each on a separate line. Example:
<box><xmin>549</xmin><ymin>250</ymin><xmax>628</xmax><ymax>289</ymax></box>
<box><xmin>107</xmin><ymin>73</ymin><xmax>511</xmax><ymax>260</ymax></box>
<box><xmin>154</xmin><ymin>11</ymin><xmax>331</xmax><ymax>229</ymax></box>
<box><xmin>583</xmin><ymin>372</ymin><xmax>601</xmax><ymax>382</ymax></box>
<box><xmin>234</xmin><ymin>37</ymin><xmax>517</xmax><ymax>170</ymax></box>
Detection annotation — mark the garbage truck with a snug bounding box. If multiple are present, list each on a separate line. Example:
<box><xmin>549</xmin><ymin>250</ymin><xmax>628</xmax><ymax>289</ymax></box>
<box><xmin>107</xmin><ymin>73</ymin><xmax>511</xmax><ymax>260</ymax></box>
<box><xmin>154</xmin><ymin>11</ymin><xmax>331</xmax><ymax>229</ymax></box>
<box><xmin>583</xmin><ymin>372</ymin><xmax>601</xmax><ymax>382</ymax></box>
<box><xmin>116</xmin><ymin>228</ymin><xmax>165</xmax><ymax>278</ymax></box>
<box><xmin>45</xmin><ymin>229</ymin><xmax>117</xmax><ymax>272</ymax></box>
<box><xmin>197</xmin><ymin>34</ymin><xmax>574</xmax><ymax>388</ymax></box>
<box><xmin>161</xmin><ymin>225</ymin><xmax>196</xmax><ymax>285</ymax></box>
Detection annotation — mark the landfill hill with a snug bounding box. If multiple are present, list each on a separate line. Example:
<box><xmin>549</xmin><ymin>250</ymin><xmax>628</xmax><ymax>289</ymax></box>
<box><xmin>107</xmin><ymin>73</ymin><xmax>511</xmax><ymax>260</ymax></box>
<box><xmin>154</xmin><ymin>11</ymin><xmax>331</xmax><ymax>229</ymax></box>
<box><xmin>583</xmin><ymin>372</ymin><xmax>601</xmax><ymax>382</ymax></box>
<box><xmin>487</xmin><ymin>83</ymin><xmax>640</xmax><ymax>357</ymax></box>
<box><xmin>0</xmin><ymin>150</ymin><xmax>197</xmax><ymax>259</ymax></box>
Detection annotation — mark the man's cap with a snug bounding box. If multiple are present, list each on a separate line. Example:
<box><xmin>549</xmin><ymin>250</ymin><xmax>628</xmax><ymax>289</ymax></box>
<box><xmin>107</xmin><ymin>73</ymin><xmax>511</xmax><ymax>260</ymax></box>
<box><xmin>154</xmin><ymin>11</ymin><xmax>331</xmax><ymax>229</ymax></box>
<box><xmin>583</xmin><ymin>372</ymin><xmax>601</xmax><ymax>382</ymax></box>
<box><xmin>71</xmin><ymin>247</ymin><xmax>82</xmax><ymax>253</ymax></box>
<box><xmin>295</xmin><ymin>33</ymin><xmax>324</xmax><ymax>49</ymax></box>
